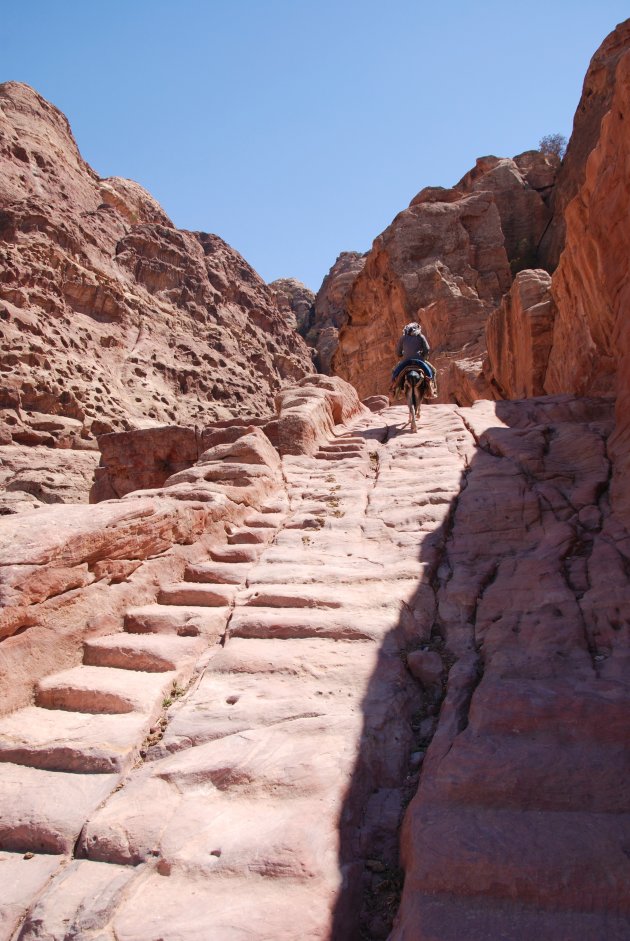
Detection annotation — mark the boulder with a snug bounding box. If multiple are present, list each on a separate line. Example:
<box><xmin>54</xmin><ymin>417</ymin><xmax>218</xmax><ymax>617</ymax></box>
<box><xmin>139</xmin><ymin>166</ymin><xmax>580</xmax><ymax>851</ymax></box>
<box><xmin>275</xmin><ymin>375</ymin><xmax>368</xmax><ymax>456</ymax></box>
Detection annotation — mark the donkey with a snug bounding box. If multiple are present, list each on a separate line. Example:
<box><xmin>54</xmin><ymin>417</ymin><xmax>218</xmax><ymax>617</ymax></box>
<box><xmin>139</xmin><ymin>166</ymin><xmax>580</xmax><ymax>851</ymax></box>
<box><xmin>401</xmin><ymin>367</ymin><xmax>428</xmax><ymax>433</ymax></box>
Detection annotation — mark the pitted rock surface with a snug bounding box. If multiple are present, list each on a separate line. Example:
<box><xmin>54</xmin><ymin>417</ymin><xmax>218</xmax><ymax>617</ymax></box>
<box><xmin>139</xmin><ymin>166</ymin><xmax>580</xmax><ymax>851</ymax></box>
<box><xmin>1</xmin><ymin>395</ymin><xmax>628</xmax><ymax>940</ymax></box>
<box><xmin>0</xmin><ymin>81</ymin><xmax>313</xmax><ymax>490</ymax></box>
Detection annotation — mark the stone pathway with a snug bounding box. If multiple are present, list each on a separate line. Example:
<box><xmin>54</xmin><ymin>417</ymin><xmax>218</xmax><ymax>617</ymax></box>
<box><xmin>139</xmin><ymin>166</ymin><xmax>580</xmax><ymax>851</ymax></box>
<box><xmin>2</xmin><ymin>399</ymin><xmax>630</xmax><ymax>940</ymax></box>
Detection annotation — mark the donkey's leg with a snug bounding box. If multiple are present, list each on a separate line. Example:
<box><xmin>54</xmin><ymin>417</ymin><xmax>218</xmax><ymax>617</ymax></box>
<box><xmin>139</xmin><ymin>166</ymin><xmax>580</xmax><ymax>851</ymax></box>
<box><xmin>408</xmin><ymin>383</ymin><xmax>417</xmax><ymax>433</ymax></box>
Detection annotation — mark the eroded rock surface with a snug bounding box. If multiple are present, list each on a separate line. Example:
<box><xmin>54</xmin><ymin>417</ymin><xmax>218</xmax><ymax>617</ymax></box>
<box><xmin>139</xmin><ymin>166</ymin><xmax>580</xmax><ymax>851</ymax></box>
<box><xmin>308</xmin><ymin>252</ymin><xmax>367</xmax><ymax>373</ymax></box>
<box><xmin>0</xmin><ymin>81</ymin><xmax>313</xmax><ymax>465</ymax></box>
<box><xmin>484</xmin><ymin>268</ymin><xmax>556</xmax><ymax>399</ymax></box>
<box><xmin>539</xmin><ymin>19</ymin><xmax>630</xmax><ymax>270</ymax></box>
<box><xmin>0</xmin><ymin>444</ymin><xmax>99</xmax><ymax>514</ymax></box>
<box><xmin>1</xmin><ymin>389</ymin><xmax>628</xmax><ymax>939</ymax></box>
<box><xmin>330</xmin><ymin>153</ymin><xmax>557</xmax><ymax>405</ymax></box>
<box><xmin>269</xmin><ymin>277</ymin><xmax>315</xmax><ymax>335</ymax></box>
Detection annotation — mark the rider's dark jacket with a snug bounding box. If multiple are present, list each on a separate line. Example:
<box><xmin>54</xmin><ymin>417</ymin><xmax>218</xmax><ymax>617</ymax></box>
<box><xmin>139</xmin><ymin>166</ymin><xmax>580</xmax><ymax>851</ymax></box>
<box><xmin>396</xmin><ymin>331</ymin><xmax>430</xmax><ymax>361</ymax></box>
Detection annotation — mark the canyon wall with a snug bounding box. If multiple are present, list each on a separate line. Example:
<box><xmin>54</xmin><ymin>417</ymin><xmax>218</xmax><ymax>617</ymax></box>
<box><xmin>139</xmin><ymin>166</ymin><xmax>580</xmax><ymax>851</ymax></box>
<box><xmin>324</xmin><ymin>152</ymin><xmax>557</xmax><ymax>405</ymax></box>
<box><xmin>0</xmin><ymin>82</ymin><xmax>313</xmax><ymax>511</ymax></box>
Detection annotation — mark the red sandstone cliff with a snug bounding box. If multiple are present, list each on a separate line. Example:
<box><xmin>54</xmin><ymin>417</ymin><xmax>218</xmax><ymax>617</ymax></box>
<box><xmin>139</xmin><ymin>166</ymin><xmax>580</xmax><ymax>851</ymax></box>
<box><xmin>0</xmin><ymin>82</ymin><xmax>313</xmax><ymax>457</ymax></box>
<box><xmin>328</xmin><ymin>152</ymin><xmax>557</xmax><ymax>405</ymax></box>
<box><xmin>307</xmin><ymin>251</ymin><xmax>366</xmax><ymax>373</ymax></box>
<box><xmin>538</xmin><ymin>18</ymin><xmax>630</xmax><ymax>270</ymax></box>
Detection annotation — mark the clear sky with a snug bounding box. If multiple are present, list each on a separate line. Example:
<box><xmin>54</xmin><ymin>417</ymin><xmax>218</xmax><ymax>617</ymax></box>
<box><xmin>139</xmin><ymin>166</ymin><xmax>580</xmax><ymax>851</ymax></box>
<box><xmin>4</xmin><ymin>1</ymin><xmax>628</xmax><ymax>290</ymax></box>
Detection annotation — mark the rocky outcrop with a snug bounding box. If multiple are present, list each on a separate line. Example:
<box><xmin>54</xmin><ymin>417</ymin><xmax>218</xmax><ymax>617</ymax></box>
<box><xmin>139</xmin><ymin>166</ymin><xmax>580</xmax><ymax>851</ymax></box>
<box><xmin>274</xmin><ymin>375</ymin><xmax>368</xmax><ymax>456</ymax></box>
<box><xmin>0</xmin><ymin>444</ymin><xmax>99</xmax><ymax>514</ymax></box>
<box><xmin>331</xmin><ymin>152</ymin><xmax>557</xmax><ymax>404</ymax></box>
<box><xmin>307</xmin><ymin>252</ymin><xmax>366</xmax><ymax>373</ymax></box>
<box><xmin>0</xmin><ymin>422</ymin><xmax>284</xmax><ymax>718</ymax></box>
<box><xmin>549</xmin><ymin>42</ymin><xmax>630</xmax><ymax>532</ymax></box>
<box><xmin>269</xmin><ymin>278</ymin><xmax>315</xmax><ymax>335</ymax></box>
<box><xmin>90</xmin><ymin>376</ymin><xmax>366</xmax><ymax>499</ymax></box>
<box><xmin>484</xmin><ymin>269</ymin><xmax>556</xmax><ymax>399</ymax></box>
<box><xmin>539</xmin><ymin>19</ymin><xmax>630</xmax><ymax>270</ymax></box>
<box><xmin>482</xmin><ymin>22</ymin><xmax>630</xmax><ymax>531</ymax></box>
<box><xmin>0</xmin><ymin>82</ymin><xmax>313</xmax><ymax>470</ymax></box>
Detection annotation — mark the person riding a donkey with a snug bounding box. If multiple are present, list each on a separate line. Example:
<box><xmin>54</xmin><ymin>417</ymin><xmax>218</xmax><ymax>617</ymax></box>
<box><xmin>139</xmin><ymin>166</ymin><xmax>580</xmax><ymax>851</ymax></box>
<box><xmin>390</xmin><ymin>321</ymin><xmax>438</xmax><ymax>398</ymax></box>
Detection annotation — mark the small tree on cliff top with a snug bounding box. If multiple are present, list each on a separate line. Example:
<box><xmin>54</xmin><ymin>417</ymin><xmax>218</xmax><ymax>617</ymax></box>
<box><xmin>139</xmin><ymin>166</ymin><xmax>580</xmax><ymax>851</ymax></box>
<box><xmin>539</xmin><ymin>133</ymin><xmax>567</xmax><ymax>159</ymax></box>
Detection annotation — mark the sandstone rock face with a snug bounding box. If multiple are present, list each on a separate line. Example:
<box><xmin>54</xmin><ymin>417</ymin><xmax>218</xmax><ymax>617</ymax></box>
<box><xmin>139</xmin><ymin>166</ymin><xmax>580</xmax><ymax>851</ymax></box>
<box><xmin>2</xmin><ymin>392</ymin><xmax>628</xmax><ymax>939</ymax></box>
<box><xmin>0</xmin><ymin>82</ymin><xmax>313</xmax><ymax>468</ymax></box>
<box><xmin>484</xmin><ymin>268</ymin><xmax>556</xmax><ymax>398</ymax></box>
<box><xmin>90</xmin><ymin>376</ymin><xmax>362</xmax><ymax>500</ymax></box>
<box><xmin>331</xmin><ymin>153</ymin><xmax>557</xmax><ymax>404</ymax></box>
<box><xmin>308</xmin><ymin>252</ymin><xmax>366</xmax><ymax>373</ymax></box>
<box><xmin>544</xmin><ymin>46</ymin><xmax>630</xmax><ymax>400</ymax></box>
<box><xmin>269</xmin><ymin>277</ymin><xmax>315</xmax><ymax>335</ymax></box>
<box><xmin>0</xmin><ymin>421</ymin><xmax>284</xmax><ymax>717</ymax></box>
<box><xmin>391</xmin><ymin>395</ymin><xmax>630</xmax><ymax>940</ymax></box>
<box><xmin>0</xmin><ymin>444</ymin><xmax>99</xmax><ymax>513</ymax></box>
<box><xmin>274</xmin><ymin>375</ymin><xmax>368</xmax><ymax>456</ymax></box>
<box><xmin>537</xmin><ymin>35</ymin><xmax>630</xmax><ymax>531</ymax></box>
<box><xmin>539</xmin><ymin>19</ymin><xmax>630</xmax><ymax>270</ymax></box>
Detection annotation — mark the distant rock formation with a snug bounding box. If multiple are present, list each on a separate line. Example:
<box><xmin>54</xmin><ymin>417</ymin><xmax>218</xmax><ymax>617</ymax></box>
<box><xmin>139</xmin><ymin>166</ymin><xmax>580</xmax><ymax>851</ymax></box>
<box><xmin>307</xmin><ymin>252</ymin><xmax>366</xmax><ymax>373</ymax></box>
<box><xmin>268</xmin><ymin>278</ymin><xmax>315</xmax><ymax>335</ymax></box>
<box><xmin>0</xmin><ymin>82</ymin><xmax>313</xmax><ymax>467</ymax></box>
<box><xmin>329</xmin><ymin>152</ymin><xmax>557</xmax><ymax>404</ymax></box>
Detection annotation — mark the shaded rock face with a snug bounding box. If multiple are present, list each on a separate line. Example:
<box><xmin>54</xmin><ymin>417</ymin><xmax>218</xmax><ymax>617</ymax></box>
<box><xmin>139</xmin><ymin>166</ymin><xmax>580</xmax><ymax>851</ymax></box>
<box><xmin>391</xmin><ymin>396</ymin><xmax>630</xmax><ymax>940</ymax></box>
<box><xmin>269</xmin><ymin>278</ymin><xmax>315</xmax><ymax>335</ymax></box>
<box><xmin>0</xmin><ymin>82</ymin><xmax>313</xmax><ymax>467</ymax></box>
<box><xmin>308</xmin><ymin>251</ymin><xmax>367</xmax><ymax>373</ymax></box>
<box><xmin>484</xmin><ymin>268</ymin><xmax>557</xmax><ymax>399</ymax></box>
<box><xmin>539</xmin><ymin>18</ymin><xmax>630</xmax><ymax>270</ymax></box>
<box><xmin>331</xmin><ymin>152</ymin><xmax>557</xmax><ymax>404</ymax></box>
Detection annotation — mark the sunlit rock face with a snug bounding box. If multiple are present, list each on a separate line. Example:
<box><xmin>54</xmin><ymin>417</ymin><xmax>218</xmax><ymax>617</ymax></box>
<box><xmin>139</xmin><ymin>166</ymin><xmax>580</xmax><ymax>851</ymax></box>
<box><xmin>0</xmin><ymin>82</ymin><xmax>313</xmax><ymax>462</ymax></box>
<box><xmin>538</xmin><ymin>18</ymin><xmax>630</xmax><ymax>271</ymax></box>
<box><xmin>269</xmin><ymin>277</ymin><xmax>315</xmax><ymax>336</ymax></box>
<box><xmin>329</xmin><ymin>152</ymin><xmax>557</xmax><ymax>405</ymax></box>
<box><xmin>308</xmin><ymin>251</ymin><xmax>366</xmax><ymax>373</ymax></box>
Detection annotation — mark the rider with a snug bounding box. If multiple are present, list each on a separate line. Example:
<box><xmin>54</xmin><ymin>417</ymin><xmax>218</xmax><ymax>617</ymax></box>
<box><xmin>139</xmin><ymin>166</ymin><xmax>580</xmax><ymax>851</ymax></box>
<box><xmin>390</xmin><ymin>321</ymin><xmax>437</xmax><ymax>397</ymax></box>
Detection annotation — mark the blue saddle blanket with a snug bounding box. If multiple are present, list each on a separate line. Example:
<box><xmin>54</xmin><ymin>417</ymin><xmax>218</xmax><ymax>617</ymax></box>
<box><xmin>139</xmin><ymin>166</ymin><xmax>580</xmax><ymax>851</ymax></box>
<box><xmin>392</xmin><ymin>358</ymin><xmax>434</xmax><ymax>381</ymax></box>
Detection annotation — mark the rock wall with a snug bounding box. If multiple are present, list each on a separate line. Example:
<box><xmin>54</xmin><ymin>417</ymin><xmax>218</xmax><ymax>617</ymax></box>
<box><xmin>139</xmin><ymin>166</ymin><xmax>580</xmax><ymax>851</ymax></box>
<box><xmin>538</xmin><ymin>19</ymin><xmax>630</xmax><ymax>271</ymax></box>
<box><xmin>481</xmin><ymin>21</ymin><xmax>630</xmax><ymax>531</ymax></box>
<box><xmin>90</xmin><ymin>375</ymin><xmax>367</xmax><ymax>499</ymax></box>
<box><xmin>269</xmin><ymin>277</ymin><xmax>315</xmax><ymax>336</ymax></box>
<box><xmin>329</xmin><ymin>153</ymin><xmax>557</xmax><ymax>405</ymax></box>
<box><xmin>483</xmin><ymin>269</ymin><xmax>556</xmax><ymax>399</ymax></box>
<box><xmin>307</xmin><ymin>251</ymin><xmax>366</xmax><ymax>373</ymax></box>
<box><xmin>0</xmin><ymin>82</ymin><xmax>313</xmax><ymax>500</ymax></box>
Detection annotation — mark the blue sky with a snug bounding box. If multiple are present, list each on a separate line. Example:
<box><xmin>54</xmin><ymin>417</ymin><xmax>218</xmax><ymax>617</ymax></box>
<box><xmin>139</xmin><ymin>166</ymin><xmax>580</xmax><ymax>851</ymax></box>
<box><xmin>4</xmin><ymin>1</ymin><xmax>628</xmax><ymax>290</ymax></box>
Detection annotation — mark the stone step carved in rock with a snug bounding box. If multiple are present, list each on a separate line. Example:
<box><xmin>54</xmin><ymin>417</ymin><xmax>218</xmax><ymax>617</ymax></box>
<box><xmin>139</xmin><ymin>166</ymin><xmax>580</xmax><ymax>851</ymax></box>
<box><xmin>35</xmin><ymin>665</ymin><xmax>176</xmax><ymax>716</ymax></box>
<box><xmin>124</xmin><ymin>604</ymin><xmax>229</xmax><ymax>638</ymax></box>
<box><xmin>83</xmin><ymin>634</ymin><xmax>205</xmax><ymax>674</ymax></box>
<box><xmin>184</xmin><ymin>561</ymin><xmax>251</xmax><ymax>585</ymax></box>
<box><xmin>0</xmin><ymin>707</ymin><xmax>152</xmax><ymax>773</ymax></box>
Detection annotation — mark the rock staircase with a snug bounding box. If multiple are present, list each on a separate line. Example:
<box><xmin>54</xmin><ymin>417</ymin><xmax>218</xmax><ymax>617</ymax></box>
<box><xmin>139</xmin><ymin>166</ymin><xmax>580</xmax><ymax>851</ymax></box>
<box><xmin>2</xmin><ymin>399</ymin><xmax>630</xmax><ymax>940</ymax></box>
